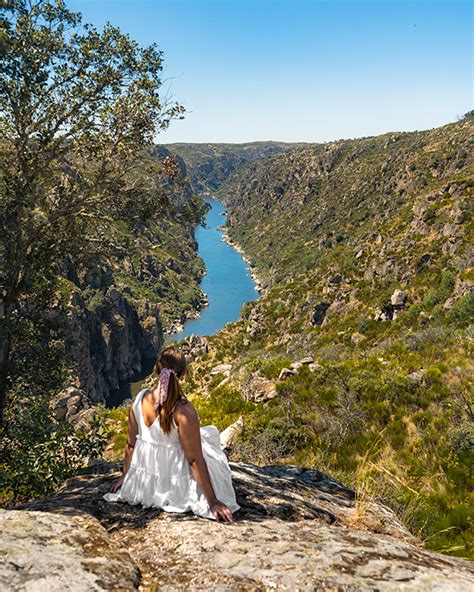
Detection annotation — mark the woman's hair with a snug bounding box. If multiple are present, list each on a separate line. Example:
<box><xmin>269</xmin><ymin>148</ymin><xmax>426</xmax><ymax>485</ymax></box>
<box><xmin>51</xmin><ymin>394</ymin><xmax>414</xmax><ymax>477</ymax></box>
<box><xmin>153</xmin><ymin>345</ymin><xmax>187</xmax><ymax>434</ymax></box>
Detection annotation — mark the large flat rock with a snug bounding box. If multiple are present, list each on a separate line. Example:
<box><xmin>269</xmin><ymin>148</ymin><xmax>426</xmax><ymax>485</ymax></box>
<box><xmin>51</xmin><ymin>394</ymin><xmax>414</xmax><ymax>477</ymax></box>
<box><xmin>3</xmin><ymin>462</ymin><xmax>472</xmax><ymax>591</ymax></box>
<box><xmin>0</xmin><ymin>508</ymin><xmax>139</xmax><ymax>591</ymax></box>
<box><xmin>121</xmin><ymin>514</ymin><xmax>473</xmax><ymax>591</ymax></box>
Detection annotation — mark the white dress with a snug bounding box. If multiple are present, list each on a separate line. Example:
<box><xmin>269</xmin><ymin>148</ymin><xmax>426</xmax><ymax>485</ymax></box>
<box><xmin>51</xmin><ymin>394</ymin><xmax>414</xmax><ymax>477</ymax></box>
<box><xmin>102</xmin><ymin>388</ymin><xmax>240</xmax><ymax>519</ymax></box>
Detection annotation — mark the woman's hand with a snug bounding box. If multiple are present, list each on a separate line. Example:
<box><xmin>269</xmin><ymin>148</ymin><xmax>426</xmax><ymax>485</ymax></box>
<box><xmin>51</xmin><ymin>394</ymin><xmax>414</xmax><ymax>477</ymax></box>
<box><xmin>110</xmin><ymin>474</ymin><xmax>125</xmax><ymax>493</ymax></box>
<box><xmin>209</xmin><ymin>500</ymin><xmax>234</xmax><ymax>523</ymax></box>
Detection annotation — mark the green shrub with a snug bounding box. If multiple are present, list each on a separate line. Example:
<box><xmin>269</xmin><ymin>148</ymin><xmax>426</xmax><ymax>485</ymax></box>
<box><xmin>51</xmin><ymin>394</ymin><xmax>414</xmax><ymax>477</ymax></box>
<box><xmin>447</xmin><ymin>293</ymin><xmax>474</xmax><ymax>327</ymax></box>
<box><xmin>97</xmin><ymin>406</ymin><xmax>130</xmax><ymax>458</ymax></box>
<box><xmin>259</xmin><ymin>355</ymin><xmax>292</xmax><ymax>379</ymax></box>
<box><xmin>194</xmin><ymin>386</ymin><xmax>254</xmax><ymax>431</ymax></box>
<box><xmin>0</xmin><ymin>391</ymin><xmax>107</xmax><ymax>504</ymax></box>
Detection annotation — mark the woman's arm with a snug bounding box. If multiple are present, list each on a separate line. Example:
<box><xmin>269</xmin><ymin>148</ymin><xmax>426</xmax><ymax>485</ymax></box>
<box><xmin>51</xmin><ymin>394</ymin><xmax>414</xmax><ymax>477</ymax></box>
<box><xmin>175</xmin><ymin>403</ymin><xmax>234</xmax><ymax>523</ymax></box>
<box><xmin>110</xmin><ymin>402</ymin><xmax>138</xmax><ymax>492</ymax></box>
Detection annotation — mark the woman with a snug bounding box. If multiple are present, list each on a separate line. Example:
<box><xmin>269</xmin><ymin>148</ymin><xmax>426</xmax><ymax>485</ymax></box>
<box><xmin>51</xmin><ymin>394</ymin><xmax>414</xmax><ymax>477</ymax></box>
<box><xmin>103</xmin><ymin>346</ymin><xmax>239</xmax><ymax>522</ymax></box>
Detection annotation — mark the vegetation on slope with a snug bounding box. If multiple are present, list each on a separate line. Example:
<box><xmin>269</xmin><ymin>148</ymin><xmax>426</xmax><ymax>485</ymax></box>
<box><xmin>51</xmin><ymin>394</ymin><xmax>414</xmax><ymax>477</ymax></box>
<box><xmin>184</xmin><ymin>118</ymin><xmax>473</xmax><ymax>558</ymax></box>
<box><xmin>69</xmin><ymin>145</ymin><xmax>207</xmax><ymax>337</ymax></box>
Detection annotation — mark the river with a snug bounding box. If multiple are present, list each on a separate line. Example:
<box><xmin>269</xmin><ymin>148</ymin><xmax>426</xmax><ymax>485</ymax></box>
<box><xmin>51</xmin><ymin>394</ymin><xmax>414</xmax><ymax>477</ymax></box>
<box><xmin>106</xmin><ymin>196</ymin><xmax>259</xmax><ymax>406</ymax></box>
<box><xmin>166</xmin><ymin>196</ymin><xmax>259</xmax><ymax>341</ymax></box>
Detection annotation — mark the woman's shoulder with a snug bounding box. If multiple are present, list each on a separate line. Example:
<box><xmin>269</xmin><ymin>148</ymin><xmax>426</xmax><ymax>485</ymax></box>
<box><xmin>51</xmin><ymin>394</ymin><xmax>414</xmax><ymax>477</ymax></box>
<box><xmin>174</xmin><ymin>394</ymin><xmax>192</xmax><ymax>410</ymax></box>
<box><xmin>173</xmin><ymin>397</ymin><xmax>198</xmax><ymax>420</ymax></box>
<box><xmin>132</xmin><ymin>387</ymin><xmax>149</xmax><ymax>405</ymax></box>
<box><xmin>134</xmin><ymin>386</ymin><xmax>149</xmax><ymax>398</ymax></box>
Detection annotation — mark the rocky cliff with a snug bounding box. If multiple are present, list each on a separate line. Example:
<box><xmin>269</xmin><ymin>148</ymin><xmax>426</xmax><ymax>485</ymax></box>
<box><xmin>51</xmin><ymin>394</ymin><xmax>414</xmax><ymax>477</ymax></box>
<box><xmin>61</xmin><ymin>147</ymin><xmax>207</xmax><ymax>404</ymax></box>
<box><xmin>64</xmin><ymin>287</ymin><xmax>158</xmax><ymax>404</ymax></box>
<box><xmin>4</xmin><ymin>461</ymin><xmax>473</xmax><ymax>591</ymax></box>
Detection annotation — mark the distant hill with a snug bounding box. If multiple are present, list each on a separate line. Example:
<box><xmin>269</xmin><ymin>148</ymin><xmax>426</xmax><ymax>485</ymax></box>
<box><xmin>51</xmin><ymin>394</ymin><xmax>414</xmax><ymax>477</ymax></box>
<box><xmin>164</xmin><ymin>141</ymin><xmax>307</xmax><ymax>194</ymax></box>
<box><xmin>218</xmin><ymin>120</ymin><xmax>473</xmax><ymax>286</ymax></box>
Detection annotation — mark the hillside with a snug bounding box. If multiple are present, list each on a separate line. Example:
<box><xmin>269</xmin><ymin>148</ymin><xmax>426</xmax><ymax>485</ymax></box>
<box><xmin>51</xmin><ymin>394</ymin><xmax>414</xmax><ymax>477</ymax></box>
<box><xmin>165</xmin><ymin>141</ymin><xmax>306</xmax><ymax>194</ymax></box>
<box><xmin>174</xmin><ymin>118</ymin><xmax>473</xmax><ymax>558</ymax></box>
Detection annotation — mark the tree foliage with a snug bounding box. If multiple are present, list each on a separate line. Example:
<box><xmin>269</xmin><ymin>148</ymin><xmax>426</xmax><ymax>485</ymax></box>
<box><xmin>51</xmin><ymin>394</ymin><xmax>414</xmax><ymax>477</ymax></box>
<box><xmin>0</xmin><ymin>0</ymin><xmax>185</xmax><ymax>422</ymax></box>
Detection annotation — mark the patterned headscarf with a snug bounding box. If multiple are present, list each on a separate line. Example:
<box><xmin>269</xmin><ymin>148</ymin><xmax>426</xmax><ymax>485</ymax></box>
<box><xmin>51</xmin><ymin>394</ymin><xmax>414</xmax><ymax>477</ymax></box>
<box><xmin>152</xmin><ymin>367</ymin><xmax>178</xmax><ymax>409</ymax></box>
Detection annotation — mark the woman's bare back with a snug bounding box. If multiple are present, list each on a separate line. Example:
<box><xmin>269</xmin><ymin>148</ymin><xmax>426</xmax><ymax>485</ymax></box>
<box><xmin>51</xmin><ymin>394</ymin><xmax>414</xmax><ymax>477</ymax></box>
<box><xmin>140</xmin><ymin>388</ymin><xmax>189</xmax><ymax>430</ymax></box>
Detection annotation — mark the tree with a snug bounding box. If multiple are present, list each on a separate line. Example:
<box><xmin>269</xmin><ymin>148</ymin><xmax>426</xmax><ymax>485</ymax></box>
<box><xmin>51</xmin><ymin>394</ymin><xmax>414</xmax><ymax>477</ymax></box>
<box><xmin>0</xmin><ymin>0</ymin><xmax>185</xmax><ymax>424</ymax></box>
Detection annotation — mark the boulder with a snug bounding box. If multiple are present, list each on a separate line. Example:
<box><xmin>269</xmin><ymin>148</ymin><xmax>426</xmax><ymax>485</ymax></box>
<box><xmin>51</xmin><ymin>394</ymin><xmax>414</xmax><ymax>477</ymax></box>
<box><xmin>278</xmin><ymin>367</ymin><xmax>296</xmax><ymax>380</ymax></box>
<box><xmin>375</xmin><ymin>290</ymin><xmax>408</xmax><ymax>322</ymax></box>
<box><xmin>297</xmin><ymin>355</ymin><xmax>314</xmax><ymax>365</ymax></box>
<box><xmin>210</xmin><ymin>363</ymin><xmax>233</xmax><ymax>377</ymax></box>
<box><xmin>53</xmin><ymin>386</ymin><xmax>93</xmax><ymax>426</ymax></box>
<box><xmin>242</xmin><ymin>373</ymin><xmax>278</xmax><ymax>403</ymax></box>
<box><xmin>220</xmin><ymin>416</ymin><xmax>244</xmax><ymax>450</ymax></box>
<box><xmin>374</xmin><ymin>307</ymin><xmax>392</xmax><ymax>322</ymax></box>
<box><xmin>391</xmin><ymin>289</ymin><xmax>408</xmax><ymax>308</ymax></box>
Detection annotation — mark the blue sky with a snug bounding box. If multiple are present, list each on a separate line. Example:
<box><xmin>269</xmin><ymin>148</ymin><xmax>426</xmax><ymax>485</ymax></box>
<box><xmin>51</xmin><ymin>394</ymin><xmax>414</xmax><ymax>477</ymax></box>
<box><xmin>69</xmin><ymin>0</ymin><xmax>473</xmax><ymax>143</ymax></box>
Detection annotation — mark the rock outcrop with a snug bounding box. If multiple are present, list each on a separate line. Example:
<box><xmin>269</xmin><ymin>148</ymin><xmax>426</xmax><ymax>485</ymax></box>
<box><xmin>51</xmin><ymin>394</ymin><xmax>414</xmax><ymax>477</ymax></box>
<box><xmin>242</xmin><ymin>373</ymin><xmax>278</xmax><ymax>403</ymax></box>
<box><xmin>220</xmin><ymin>416</ymin><xmax>244</xmax><ymax>449</ymax></box>
<box><xmin>53</xmin><ymin>386</ymin><xmax>99</xmax><ymax>429</ymax></box>
<box><xmin>4</xmin><ymin>462</ymin><xmax>472</xmax><ymax>591</ymax></box>
<box><xmin>65</xmin><ymin>287</ymin><xmax>160</xmax><ymax>404</ymax></box>
<box><xmin>0</xmin><ymin>509</ymin><xmax>139</xmax><ymax>591</ymax></box>
<box><xmin>180</xmin><ymin>334</ymin><xmax>210</xmax><ymax>361</ymax></box>
<box><xmin>210</xmin><ymin>363</ymin><xmax>233</xmax><ymax>377</ymax></box>
<box><xmin>311</xmin><ymin>301</ymin><xmax>330</xmax><ymax>326</ymax></box>
<box><xmin>246</xmin><ymin>308</ymin><xmax>266</xmax><ymax>336</ymax></box>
